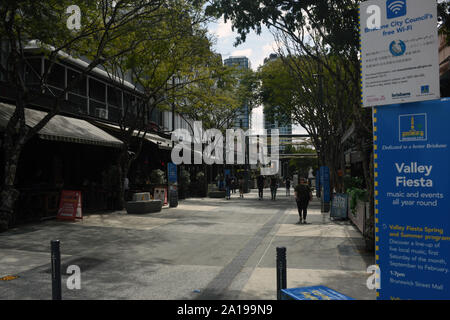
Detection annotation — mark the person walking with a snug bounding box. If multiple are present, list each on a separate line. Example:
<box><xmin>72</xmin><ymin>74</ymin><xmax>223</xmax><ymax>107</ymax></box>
<box><xmin>285</xmin><ymin>177</ymin><xmax>291</xmax><ymax>197</ymax></box>
<box><xmin>238</xmin><ymin>176</ymin><xmax>245</xmax><ymax>198</ymax></box>
<box><xmin>257</xmin><ymin>174</ymin><xmax>265</xmax><ymax>200</ymax></box>
<box><xmin>270</xmin><ymin>175</ymin><xmax>278</xmax><ymax>200</ymax></box>
<box><xmin>225</xmin><ymin>175</ymin><xmax>232</xmax><ymax>200</ymax></box>
<box><xmin>294</xmin><ymin>178</ymin><xmax>313</xmax><ymax>224</ymax></box>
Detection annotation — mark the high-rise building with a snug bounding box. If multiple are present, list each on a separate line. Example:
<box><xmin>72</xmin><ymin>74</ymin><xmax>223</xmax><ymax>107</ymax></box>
<box><xmin>224</xmin><ymin>56</ymin><xmax>251</xmax><ymax>130</ymax></box>
<box><xmin>224</xmin><ymin>56</ymin><xmax>251</xmax><ymax>70</ymax></box>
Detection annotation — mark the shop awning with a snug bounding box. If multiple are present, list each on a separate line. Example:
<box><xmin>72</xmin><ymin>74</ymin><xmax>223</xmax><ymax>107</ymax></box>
<box><xmin>93</xmin><ymin>121</ymin><xmax>172</xmax><ymax>150</ymax></box>
<box><xmin>0</xmin><ymin>103</ymin><xmax>123</xmax><ymax>148</ymax></box>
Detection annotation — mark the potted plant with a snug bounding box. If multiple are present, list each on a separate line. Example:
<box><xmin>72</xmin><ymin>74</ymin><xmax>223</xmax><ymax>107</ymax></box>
<box><xmin>150</xmin><ymin>169</ymin><xmax>166</xmax><ymax>185</ymax></box>
<box><xmin>195</xmin><ymin>171</ymin><xmax>207</xmax><ymax>197</ymax></box>
<box><xmin>179</xmin><ymin>169</ymin><xmax>190</xmax><ymax>199</ymax></box>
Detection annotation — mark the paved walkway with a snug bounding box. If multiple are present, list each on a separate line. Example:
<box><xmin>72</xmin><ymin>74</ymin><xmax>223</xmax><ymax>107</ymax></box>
<box><xmin>0</xmin><ymin>189</ymin><xmax>376</xmax><ymax>300</ymax></box>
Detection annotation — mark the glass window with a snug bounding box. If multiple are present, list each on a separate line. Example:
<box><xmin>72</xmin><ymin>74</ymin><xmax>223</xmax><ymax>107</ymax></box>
<box><xmin>44</xmin><ymin>60</ymin><xmax>65</xmax><ymax>89</ymax></box>
<box><xmin>135</xmin><ymin>99</ymin><xmax>144</xmax><ymax>116</ymax></box>
<box><xmin>67</xmin><ymin>69</ymin><xmax>86</xmax><ymax>96</ymax></box>
<box><xmin>108</xmin><ymin>106</ymin><xmax>121</xmax><ymax>123</ymax></box>
<box><xmin>68</xmin><ymin>93</ymin><xmax>87</xmax><ymax>114</ymax></box>
<box><xmin>123</xmin><ymin>92</ymin><xmax>137</xmax><ymax>115</ymax></box>
<box><xmin>89</xmin><ymin>100</ymin><xmax>107</xmax><ymax>118</ymax></box>
<box><xmin>89</xmin><ymin>78</ymin><xmax>106</xmax><ymax>102</ymax></box>
<box><xmin>107</xmin><ymin>86</ymin><xmax>122</xmax><ymax>107</ymax></box>
<box><xmin>25</xmin><ymin>58</ymin><xmax>42</xmax><ymax>84</ymax></box>
<box><xmin>123</xmin><ymin>92</ymin><xmax>132</xmax><ymax>110</ymax></box>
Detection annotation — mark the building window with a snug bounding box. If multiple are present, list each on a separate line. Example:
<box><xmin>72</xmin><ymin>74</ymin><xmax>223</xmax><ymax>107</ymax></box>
<box><xmin>44</xmin><ymin>60</ymin><xmax>65</xmax><ymax>89</ymax></box>
<box><xmin>107</xmin><ymin>86</ymin><xmax>122</xmax><ymax>122</ymax></box>
<box><xmin>68</xmin><ymin>93</ymin><xmax>87</xmax><ymax>114</ymax></box>
<box><xmin>90</xmin><ymin>100</ymin><xmax>107</xmax><ymax>118</ymax></box>
<box><xmin>107</xmin><ymin>86</ymin><xmax>122</xmax><ymax>108</ymax></box>
<box><xmin>24</xmin><ymin>58</ymin><xmax>42</xmax><ymax>85</ymax></box>
<box><xmin>89</xmin><ymin>78</ymin><xmax>106</xmax><ymax>102</ymax></box>
<box><xmin>67</xmin><ymin>69</ymin><xmax>86</xmax><ymax>96</ymax></box>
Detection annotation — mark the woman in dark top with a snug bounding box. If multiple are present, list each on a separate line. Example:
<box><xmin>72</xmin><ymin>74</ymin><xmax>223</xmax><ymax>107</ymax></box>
<box><xmin>270</xmin><ymin>176</ymin><xmax>278</xmax><ymax>200</ymax></box>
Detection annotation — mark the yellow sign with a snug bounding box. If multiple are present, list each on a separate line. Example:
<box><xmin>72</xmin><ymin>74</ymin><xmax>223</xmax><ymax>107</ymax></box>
<box><xmin>0</xmin><ymin>275</ymin><xmax>19</xmax><ymax>281</ymax></box>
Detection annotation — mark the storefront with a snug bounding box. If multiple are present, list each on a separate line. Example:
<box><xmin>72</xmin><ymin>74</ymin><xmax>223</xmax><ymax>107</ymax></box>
<box><xmin>92</xmin><ymin>121</ymin><xmax>174</xmax><ymax>200</ymax></box>
<box><xmin>0</xmin><ymin>103</ymin><xmax>124</xmax><ymax>225</ymax></box>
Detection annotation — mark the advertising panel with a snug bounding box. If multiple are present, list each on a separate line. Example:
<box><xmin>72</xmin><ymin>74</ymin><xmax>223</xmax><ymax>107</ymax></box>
<box><xmin>375</xmin><ymin>99</ymin><xmax>450</xmax><ymax>299</ymax></box>
<box><xmin>57</xmin><ymin>190</ymin><xmax>82</xmax><ymax>220</ymax></box>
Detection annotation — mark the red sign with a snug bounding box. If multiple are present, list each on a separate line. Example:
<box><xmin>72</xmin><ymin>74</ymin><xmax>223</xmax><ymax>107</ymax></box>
<box><xmin>154</xmin><ymin>187</ymin><xmax>168</xmax><ymax>205</ymax></box>
<box><xmin>57</xmin><ymin>190</ymin><xmax>82</xmax><ymax>220</ymax></box>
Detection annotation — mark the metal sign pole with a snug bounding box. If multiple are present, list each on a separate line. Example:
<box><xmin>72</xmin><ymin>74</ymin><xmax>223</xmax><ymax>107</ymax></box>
<box><xmin>51</xmin><ymin>240</ymin><xmax>62</xmax><ymax>300</ymax></box>
<box><xmin>276</xmin><ymin>247</ymin><xmax>287</xmax><ymax>300</ymax></box>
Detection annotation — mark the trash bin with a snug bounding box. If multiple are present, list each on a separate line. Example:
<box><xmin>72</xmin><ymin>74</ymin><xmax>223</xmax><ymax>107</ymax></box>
<box><xmin>169</xmin><ymin>190</ymin><xmax>178</xmax><ymax>208</ymax></box>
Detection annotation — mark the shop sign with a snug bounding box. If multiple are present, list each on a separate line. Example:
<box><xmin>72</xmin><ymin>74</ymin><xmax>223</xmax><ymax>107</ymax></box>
<box><xmin>57</xmin><ymin>190</ymin><xmax>82</xmax><ymax>220</ymax></box>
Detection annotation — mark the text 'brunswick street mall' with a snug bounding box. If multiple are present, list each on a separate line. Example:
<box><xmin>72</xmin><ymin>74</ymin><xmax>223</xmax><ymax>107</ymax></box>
<box><xmin>0</xmin><ymin>0</ymin><xmax>449</xmax><ymax>309</ymax></box>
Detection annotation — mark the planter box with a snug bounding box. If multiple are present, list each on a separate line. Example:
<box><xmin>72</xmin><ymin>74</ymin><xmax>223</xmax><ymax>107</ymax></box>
<box><xmin>348</xmin><ymin>198</ymin><xmax>366</xmax><ymax>235</ymax></box>
<box><xmin>132</xmin><ymin>192</ymin><xmax>151</xmax><ymax>202</ymax></box>
<box><xmin>125</xmin><ymin>200</ymin><xmax>162</xmax><ymax>214</ymax></box>
<box><xmin>208</xmin><ymin>191</ymin><xmax>226</xmax><ymax>198</ymax></box>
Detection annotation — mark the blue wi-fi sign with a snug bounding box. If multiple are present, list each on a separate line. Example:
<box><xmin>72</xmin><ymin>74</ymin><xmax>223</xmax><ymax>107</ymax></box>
<box><xmin>386</xmin><ymin>0</ymin><xmax>407</xmax><ymax>19</ymax></box>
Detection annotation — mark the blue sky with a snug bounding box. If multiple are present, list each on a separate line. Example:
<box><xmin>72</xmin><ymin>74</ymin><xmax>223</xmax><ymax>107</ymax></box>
<box><xmin>208</xmin><ymin>18</ymin><xmax>307</xmax><ymax>134</ymax></box>
<box><xmin>208</xmin><ymin>17</ymin><xmax>277</xmax><ymax>71</ymax></box>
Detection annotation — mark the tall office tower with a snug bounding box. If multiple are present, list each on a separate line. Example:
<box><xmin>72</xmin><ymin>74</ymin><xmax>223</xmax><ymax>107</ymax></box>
<box><xmin>223</xmin><ymin>56</ymin><xmax>251</xmax><ymax>130</ymax></box>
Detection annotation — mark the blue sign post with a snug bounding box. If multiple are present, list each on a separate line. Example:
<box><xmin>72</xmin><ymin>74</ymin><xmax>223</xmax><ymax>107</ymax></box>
<box><xmin>168</xmin><ymin>162</ymin><xmax>177</xmax><ymax>184</ymax></box>
<box><xmin>320</xmin><ymin>166</ymin><xmax>330</xmax><ymax>212</ymax></box>
<box><xmin>168</xmin><ymin>163</ymin><xmax>178</xmax><ymax>208</ymax></box>
<box><xmin>315</xmin><ymin>170</ymin><xmax>320</xmax><ymax>197</ymax></box>
<box><xmin>374</xmin><ymin>99</ymin><xmax>450</xmax><ymax>299</ymax></box>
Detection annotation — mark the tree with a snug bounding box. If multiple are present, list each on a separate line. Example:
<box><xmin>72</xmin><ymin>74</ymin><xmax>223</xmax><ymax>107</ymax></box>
<box><xmin>207</xmin><ymin>0</ymin><xmax>376</xmax><ymax>247</ymax></box>
<box><xmin>100</xmin><ymin>0</ymin><xmax>222</xmax><ymax>208</ymax></box>
<box><xmin>258</xmin><ymin>54</ymin><xmax>354</xmax><ymax>194</ymax></box>
<box><xmin>0</xmin><ymin>0</ymin><xmax>200</xmax><ymax>230</ymax></box>
<box><xmin>438</xmin><ymin>1</ymin><xmax>450</xmax><ymax>45</ymax></box>
<box><xmin>284</xmin><ymin>142</ymin><xmax>318</xmax><ymax>180</ymax></box>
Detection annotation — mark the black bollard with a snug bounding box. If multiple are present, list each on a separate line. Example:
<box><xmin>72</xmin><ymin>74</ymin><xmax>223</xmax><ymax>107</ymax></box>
<box><xmin>276</xmin><ymin>247</ymin><xmax>287</xmax><ymax>300</ymax></box>
<box><xmin>51</xmin><ymin>240</ymin><xmax>62</xmax><ymax>300</ymax></box>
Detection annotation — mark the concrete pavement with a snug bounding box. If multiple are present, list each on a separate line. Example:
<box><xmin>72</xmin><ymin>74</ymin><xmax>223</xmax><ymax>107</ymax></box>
<box><xmin>0</xmin><ymin>188</ymin><xmax>376</xmax><ymax>300</ymax></box>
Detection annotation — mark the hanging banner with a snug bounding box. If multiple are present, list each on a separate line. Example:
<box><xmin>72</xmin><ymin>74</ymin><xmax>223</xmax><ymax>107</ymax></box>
<box><xmin>57</xmin><ymin>190</ymin><xmax>82</xmax><ymax>220</ymax></box>
<box><xmin>359</xmin><ymin>0</ymin><xmax>439</xmax><ymax>107</ymax></box>
<box><xmin>374</xmin><ymin>99</ymin><xmax>450</xmax><ymax>300</ymax></box>
<box><xmin>320</xmin><ymin>166</ymin><xmax>330</xmax><ymax>203</ymax></box>
<box><xmin>168</xmin><ymin>162</ymin><xmax>177</xmax><ymax>184</ymax></box>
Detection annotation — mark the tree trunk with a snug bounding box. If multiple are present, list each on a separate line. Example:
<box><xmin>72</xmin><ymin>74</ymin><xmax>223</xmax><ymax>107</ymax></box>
<box><xmin>117</xmin><ymin>163</ymin><xmax>125</xmax><ymax>210</ymax></box>
<box><xmin>117</xmin><ymin>147</ymin><xmax>131</xmax><ymax>210</ymax></box>
<box><xmin>361</xmin><ymin>140</ymin><xmax>375</xmax><ymax>252</ymax></box>
<box><xmin>0</xmin><ymin>146</ymin><xmax>23</xmax><ymax>231</ymax></box>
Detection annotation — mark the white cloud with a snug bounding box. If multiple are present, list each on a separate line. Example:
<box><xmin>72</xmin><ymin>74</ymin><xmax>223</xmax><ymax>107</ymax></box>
<box><xmin>251</xmin><ymin>41</ymin><xmax>279</xmax><ymax>68</ymax></box>
<box><xmin>213</xmin><ymin>17</ymin><xmax>234</xmax><ymax>39</ymax></box>
<box><xmin>262</xmin><ymin>41</ymin><xmax>278</xmax><ymax>56</ymax></box>
<box><xmin>231</xmin><ymin>48</ymin><xmax>253</xmax><ymax>57</ymax></box>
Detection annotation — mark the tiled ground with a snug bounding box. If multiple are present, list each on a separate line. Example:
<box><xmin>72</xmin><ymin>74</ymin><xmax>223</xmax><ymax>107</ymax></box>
<box><xmin>0</xmin><ymin>189</ymin><xmax>376</xmax><ymax>300</ymax></box>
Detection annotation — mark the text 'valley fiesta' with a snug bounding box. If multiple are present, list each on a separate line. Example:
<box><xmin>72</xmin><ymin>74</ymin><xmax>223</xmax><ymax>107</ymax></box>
<box><xmin>395</xmin><ymin>162</ymin><xmax>433</xmax><ymax>188</ymax></box>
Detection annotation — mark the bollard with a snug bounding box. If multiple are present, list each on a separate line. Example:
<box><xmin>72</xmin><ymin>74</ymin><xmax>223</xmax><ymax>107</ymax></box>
<box><xmin>276</xmin><ymin>247</ymin><xmax>287</xmax><ymax>300</ymax></box>
<box><xmin>51</xmin><ymin>240</ymin><xmax>62</xmax><ymax>300</ymax></box>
